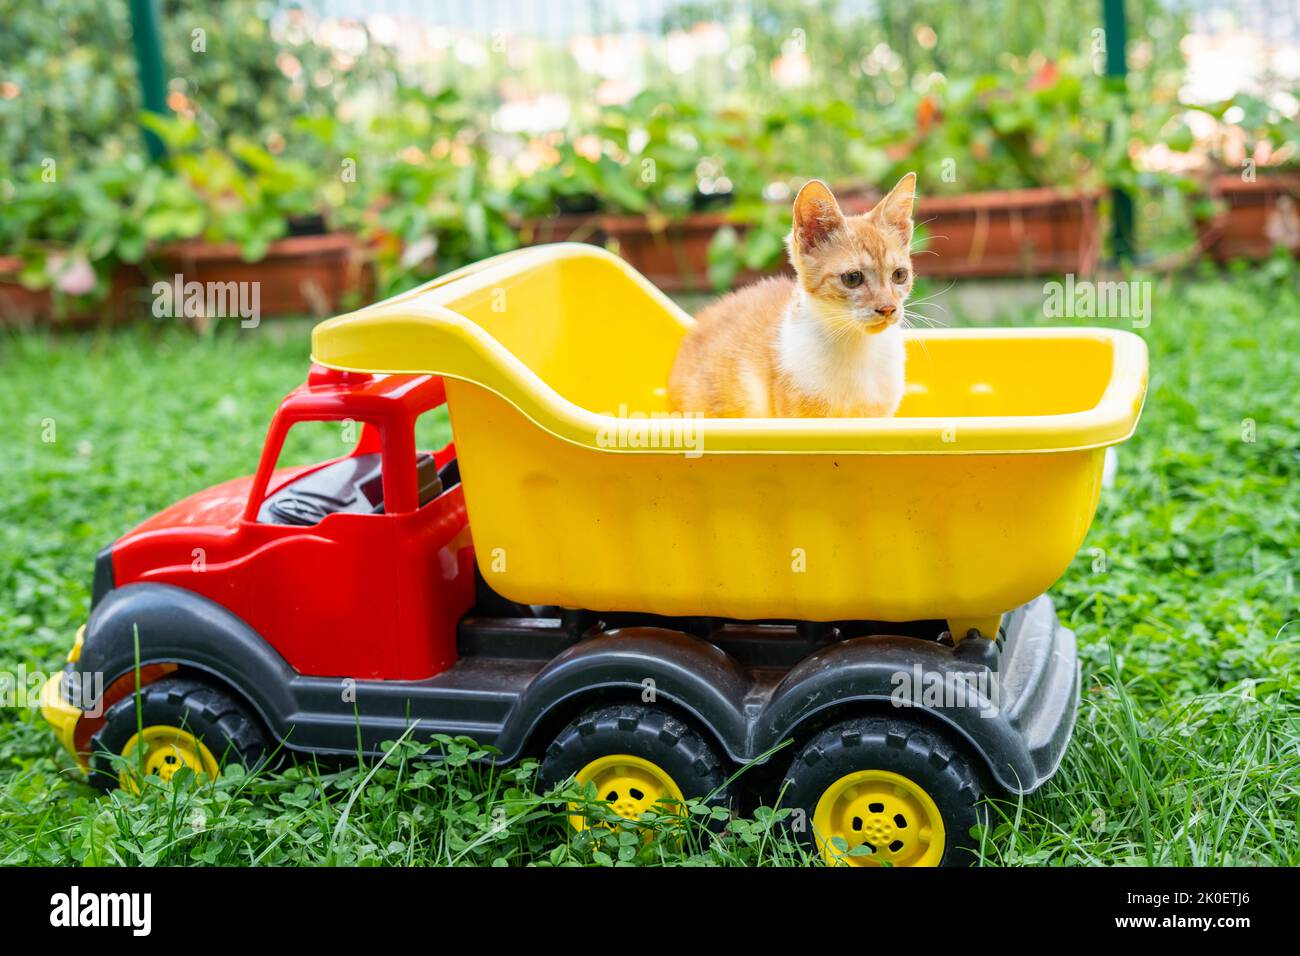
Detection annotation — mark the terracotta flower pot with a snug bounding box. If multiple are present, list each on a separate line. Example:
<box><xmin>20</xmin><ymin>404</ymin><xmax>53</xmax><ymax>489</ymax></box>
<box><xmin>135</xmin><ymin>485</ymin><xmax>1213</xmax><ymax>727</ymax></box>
<box><xmin>155</xmin><ymin>232</ymin><xmax>373</xmax><ymax>318</ymax></box>
<box><xmin>1197</xmin><ymin>173</ymin><xmax>1300</xmax><ymax>262</ymax></box>
<box><xmin>595</xmin><ymin>212</ymin><xmax>726</xmax><ymax>292</ymax></box>
<box><xmin>908</xmin><ymin>187</ymin><xmax>1102</xmax><ymax>279</ymax></box>
<box><xmin>595</xmin><ymin>186</ymin><xmax>1099</xmax><ymax>291</ymax></box>
<box><xmin>598</xmin><ymin>190</ymin><xmax>880</xmax><ymax>293</ymax></box>
<box><xmin>0</xmin><ymin>257</ymin><xmax>144</xmax><ymax>328</ymax></box>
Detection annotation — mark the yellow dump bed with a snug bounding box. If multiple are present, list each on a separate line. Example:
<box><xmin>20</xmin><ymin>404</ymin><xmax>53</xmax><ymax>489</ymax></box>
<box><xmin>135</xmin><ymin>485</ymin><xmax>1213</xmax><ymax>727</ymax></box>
<box><xmin>312</xmin><ymin>244</ymin><xmax>1147</xmax><ymax>638</ymax></box>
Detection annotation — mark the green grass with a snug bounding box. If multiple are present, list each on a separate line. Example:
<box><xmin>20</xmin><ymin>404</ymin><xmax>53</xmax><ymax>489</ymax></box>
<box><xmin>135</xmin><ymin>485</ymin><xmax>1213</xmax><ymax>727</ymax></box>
<box><xmin>1</xmin><ymin>260</ymin><xmax>1298</xmax><ymax>866</ymax></box>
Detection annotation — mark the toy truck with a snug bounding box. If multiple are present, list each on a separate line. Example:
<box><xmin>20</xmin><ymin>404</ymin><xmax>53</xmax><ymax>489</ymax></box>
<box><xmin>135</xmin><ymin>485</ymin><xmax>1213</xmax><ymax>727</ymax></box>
<box><xmin>43</xmin><ymin>244</ymin><xmax>1148</xmax><ymax>866</ymax></box>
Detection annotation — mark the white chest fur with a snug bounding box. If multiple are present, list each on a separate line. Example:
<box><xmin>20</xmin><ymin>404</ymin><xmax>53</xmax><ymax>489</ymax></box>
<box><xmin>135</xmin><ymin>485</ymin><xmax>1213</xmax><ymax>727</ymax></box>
<box><xmin>777</xmin><ymin>298</ymin><xmax>906</xmax><ymax>417</ymax></box>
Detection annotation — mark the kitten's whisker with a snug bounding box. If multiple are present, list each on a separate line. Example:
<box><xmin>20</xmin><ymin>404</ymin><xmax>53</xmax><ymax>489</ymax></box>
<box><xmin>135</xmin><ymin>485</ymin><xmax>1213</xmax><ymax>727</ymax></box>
<box><xmin>903</xmin><ymin>316</ymin><xmax>942</xmax><ymax>331</ymax></box>
<box><xmin>899</xmin><ymin>317</ymin><xmax>934</xmax><ymax>362</ymax></box>
<box><xmin>904</xmin><ymin>308</ymin><xmax>946</xmax><ymax>327</ymax></box>
<box><xmin>908</xmin><ymin>281</ymin><xmax>956</xmax><ymax>301</ymax></box>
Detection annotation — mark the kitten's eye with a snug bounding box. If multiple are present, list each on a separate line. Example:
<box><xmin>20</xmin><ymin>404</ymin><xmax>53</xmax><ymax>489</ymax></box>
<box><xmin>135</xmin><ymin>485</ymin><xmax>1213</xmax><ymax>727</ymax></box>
<box><xmin>892</xmin><ymin>267</ymin><xmax>910</xmax><ymax>284</ymax></box>
<box><xmin>840</xmin><ymin>270</ymin><xmax>864</xmax><ymax>288</ymax></box>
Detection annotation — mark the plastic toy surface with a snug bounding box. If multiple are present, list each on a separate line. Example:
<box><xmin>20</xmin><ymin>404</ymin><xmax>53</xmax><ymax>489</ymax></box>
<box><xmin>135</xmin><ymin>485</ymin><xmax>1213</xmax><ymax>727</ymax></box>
<box><xmin>43</xmin><ymin>243</ymin><xmax>1148</xmax><ymax>867</ymax></box>
<box><xmin>312</xmin><ymin>243</ymin><xmax>1148</xmax><ymax>638</ymax></box>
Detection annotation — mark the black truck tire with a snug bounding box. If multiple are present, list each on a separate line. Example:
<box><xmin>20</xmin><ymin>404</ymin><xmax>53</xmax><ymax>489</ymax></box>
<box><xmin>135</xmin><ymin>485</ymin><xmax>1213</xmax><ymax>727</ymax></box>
<box><xmin>88</xmin><ymin>676</ymin><xmax>271</xmax><ymax>792</ymax></box>
<box><xmin>539</xmin><ymin>703</ymin><xmax>732</xmax><ymax>829</ymax></box>
<box><xmin>781</xmin><ymin>715</ymin><xmax>988</xmax><ymax>867</ymax></box>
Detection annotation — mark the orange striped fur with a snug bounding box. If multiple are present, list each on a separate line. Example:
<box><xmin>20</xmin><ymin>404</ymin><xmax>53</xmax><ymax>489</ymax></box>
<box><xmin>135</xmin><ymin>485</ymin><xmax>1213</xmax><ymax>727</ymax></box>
<box><xmin>668</xmin><ymin>174</ymin><xmax>916</xmax><ymax>418</ymax></box>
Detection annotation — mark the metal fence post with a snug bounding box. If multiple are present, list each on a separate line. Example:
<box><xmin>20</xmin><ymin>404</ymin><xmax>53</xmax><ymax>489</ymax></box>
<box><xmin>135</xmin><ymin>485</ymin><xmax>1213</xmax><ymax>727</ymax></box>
<box><xmin>129</xmin><ymin>0</ymin><xmax>169</xmax><ymax>161</ymax></box>
<box><xmin>1103</xmin><ymin>0</ymin><xmax>1135</xmax><ymax>262</ymax></box>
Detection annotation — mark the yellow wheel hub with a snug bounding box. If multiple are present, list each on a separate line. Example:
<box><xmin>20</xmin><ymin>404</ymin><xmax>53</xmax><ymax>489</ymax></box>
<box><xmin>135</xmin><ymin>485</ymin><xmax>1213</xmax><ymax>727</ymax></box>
<box><xmin>812</xmin><ymin>768</ymin><xmax>946</xmax><ymax>867</ymax></box>
<box><xmin>119</xmin><ymin>725</ymin><xmax>220</xmax><ymax>793</ymax></box>
<box><xmin>568</xmin><ymin>754</ymin><xmax>685</xmax><ymax>831</ymax></box>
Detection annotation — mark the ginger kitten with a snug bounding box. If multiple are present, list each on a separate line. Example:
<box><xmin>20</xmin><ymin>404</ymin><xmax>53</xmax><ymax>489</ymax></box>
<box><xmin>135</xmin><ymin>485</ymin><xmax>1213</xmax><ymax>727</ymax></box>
<box><xmin>668</xmin><ymin>174</ymin><xmax>916</xmax><ymax>418</ymax></box>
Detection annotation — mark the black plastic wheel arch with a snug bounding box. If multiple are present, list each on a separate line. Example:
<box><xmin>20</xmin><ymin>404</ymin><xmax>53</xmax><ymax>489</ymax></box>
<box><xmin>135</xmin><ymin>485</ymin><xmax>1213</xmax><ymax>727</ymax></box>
<box><xmin>751</xmin><ymin>634</ymin><xmax>1038</xmax><ymax>794</ymax></box>
<box><xmin>74</xmin><ymin>583</ymin><xmax>299</xmax><ymax>737</ymax></box>
<box><xmin>69</xmin><ymin>585</ymin><xmax>1077</xmax><ymax>797</ymax></box>
<box><xmin>493</xmin><ymin>627</ymin><xmax>752</xmax><ymax>766</ymax></box>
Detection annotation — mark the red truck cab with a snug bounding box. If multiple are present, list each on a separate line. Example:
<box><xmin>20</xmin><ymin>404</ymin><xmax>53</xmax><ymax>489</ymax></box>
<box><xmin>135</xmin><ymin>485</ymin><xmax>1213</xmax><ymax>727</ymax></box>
<box><xmin>107</xmin><ymin>364</ymin><xmax>475</xmax><ymax>680</ymax></box>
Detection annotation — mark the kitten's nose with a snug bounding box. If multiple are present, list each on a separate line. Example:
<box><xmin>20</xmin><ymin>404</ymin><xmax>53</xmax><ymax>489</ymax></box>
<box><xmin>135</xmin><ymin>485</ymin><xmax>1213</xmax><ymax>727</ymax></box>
<box><xmin>875</xmin><ymin>305</ymin><xmax>896</xmax><ymax>317</ymax></box>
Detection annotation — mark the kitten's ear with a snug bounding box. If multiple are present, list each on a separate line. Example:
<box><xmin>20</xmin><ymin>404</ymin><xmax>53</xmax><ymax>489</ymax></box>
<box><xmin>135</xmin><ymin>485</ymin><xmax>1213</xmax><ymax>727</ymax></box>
<box><xmin>791</xmin><ymin>179</ymin><xmax>844</xmax><ymax>253</ymax></box>
<box><xmin>874</xmin><ymin>172</ymin><xmax>917</xmax><ymax>242</ymax></box>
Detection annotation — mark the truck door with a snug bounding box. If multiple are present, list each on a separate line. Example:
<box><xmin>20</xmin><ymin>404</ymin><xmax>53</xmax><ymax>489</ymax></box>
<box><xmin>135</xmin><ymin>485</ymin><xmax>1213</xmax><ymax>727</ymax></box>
<box><xmin>241</xmin><ymin>419</ymin><xmax>400</xmax><ymax>679</ymax></box>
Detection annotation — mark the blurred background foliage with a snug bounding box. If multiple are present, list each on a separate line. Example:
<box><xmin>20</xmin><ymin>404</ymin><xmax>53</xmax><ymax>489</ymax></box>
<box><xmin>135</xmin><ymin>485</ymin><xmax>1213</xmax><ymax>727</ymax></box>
<box><xmin>1</xmin><ymin>0</ymin><xmax>1297</xmax><ymax>300</ymax></box>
